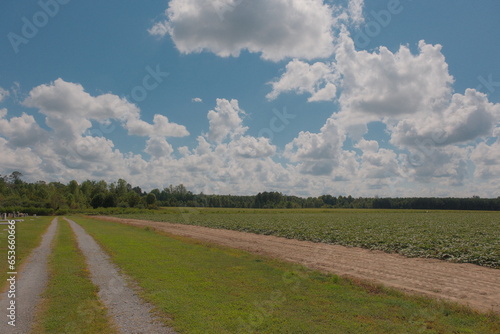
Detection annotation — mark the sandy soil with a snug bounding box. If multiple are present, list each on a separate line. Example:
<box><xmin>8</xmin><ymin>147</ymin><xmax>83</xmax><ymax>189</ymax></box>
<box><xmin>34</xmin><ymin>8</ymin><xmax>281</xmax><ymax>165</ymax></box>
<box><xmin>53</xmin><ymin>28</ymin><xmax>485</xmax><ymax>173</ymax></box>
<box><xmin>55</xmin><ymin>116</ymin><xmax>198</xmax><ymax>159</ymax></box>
<box><xmin>0</xmin><ymin>217</ymin><xmax>58</xmax><ymax>334</ymax></box>
<box><xmin>66</xmin><ymin>218</ymin><xmax>176</xmax><ymax>334</ymax></box>
<box><xmin>95</xmin><ymin>215</ymin><xmax>500</xmax><ymax>314</ymax></box>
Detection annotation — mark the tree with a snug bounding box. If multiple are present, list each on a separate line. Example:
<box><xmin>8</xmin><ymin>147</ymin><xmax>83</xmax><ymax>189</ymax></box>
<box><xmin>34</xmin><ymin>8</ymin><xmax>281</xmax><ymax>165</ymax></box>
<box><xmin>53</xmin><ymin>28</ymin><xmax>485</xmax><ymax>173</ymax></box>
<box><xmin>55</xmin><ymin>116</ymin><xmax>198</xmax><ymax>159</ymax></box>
<box><xmin>101</xmin><ymin>193</ymin><xmax>116</xmax><ymax>208</ymax></box>
<box><xmin>126</xmin><ymin>191</ymin><xmax>141</xmax><ymax>208</ymax></box>
<box><xmin>91</xmin><ymin>193</ymin><xmax>105</xmax><ymax>209</ymax></box>
<box><xmin>146</xmin><ymin>193</ymin><xmax>157</xmax><ymax>208</ymax></box>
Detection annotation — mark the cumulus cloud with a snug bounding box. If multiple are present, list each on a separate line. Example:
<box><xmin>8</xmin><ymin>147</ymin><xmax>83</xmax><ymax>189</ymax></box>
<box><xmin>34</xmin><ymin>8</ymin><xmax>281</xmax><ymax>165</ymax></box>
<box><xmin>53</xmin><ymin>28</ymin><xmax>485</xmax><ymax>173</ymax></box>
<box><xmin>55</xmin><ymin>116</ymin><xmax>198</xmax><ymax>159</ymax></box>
<box><xmin>126</xmin><ymin>114</ymin><xmax>189</xmax><ymax>138</ymax></box>
<box><xmin>355</xmin><ymin>139</ymin><xmax>400</xmax><ymax>179</ymax></box>
<box><xmin>23</xmin><ymin>78</ymin><xmax>188</xmax><ymax>143</ymax></box>
<box><xmin>150</xmin><ymin>0</ymin><xmax>337</xmax><ymax>61</ymax></box>
<box><xmin>390</xmin><ymin>89</ymin><xmax>500</xmax><ymax>148</ymax></box>
<box><xmin>348</xmin><ymin>0</ymin><xmax>365</xmax><ymax>26</ymax></box>
<box><xmin>206</xmin><ymin>98</ymin><xmax>248</xmax><ymax>142</ymax></box>
<box><xmin>192</xmin><ymin>97</ymin><xmax>203</xmax><ymax>103</ymax></box>
<box><xmin>145</xmin><ymin>137</ymin><xmax>174</xmax><ymax>159</ymax></box>
<box><xmin>23</xmin><ymin>79</ymin><xmax>138</xmax><ymax>138</ymax></box>
<box><xmin>471</xmin><ymin>139</ymin><xmax>500</xmax><ymax>180</ymax></box>
<box><xmin>272</xmin><ymin>30</ymin><xmax>500</xmax><ymax>196</ymax></box>
<box><xmin>0</xmin><ymin>112</ymin><xmax>49</xmax><ymax>147</ymax></box>
<box><xmin>335</xmin><ymin>35</ymin><xmax>454</xmax><ymax>118</ymax></box>
<box><xmin>2</xmin><ymin>79</ymin><xmax>192</xmax><ymax>181</ymax></box>
<box><xmin>267</xmin><ymin>59</ymin><xmax>338</xmax><ymax>101</ymax></box>
<box><xmin>230</xmin><ymin>136</ymin><xmax>276</xmax><ymax>158</ymax></box>
<box><xmin>284</xmin><ymin>118</ymin><xmax>348</xmax><ymax>175</ymax></box>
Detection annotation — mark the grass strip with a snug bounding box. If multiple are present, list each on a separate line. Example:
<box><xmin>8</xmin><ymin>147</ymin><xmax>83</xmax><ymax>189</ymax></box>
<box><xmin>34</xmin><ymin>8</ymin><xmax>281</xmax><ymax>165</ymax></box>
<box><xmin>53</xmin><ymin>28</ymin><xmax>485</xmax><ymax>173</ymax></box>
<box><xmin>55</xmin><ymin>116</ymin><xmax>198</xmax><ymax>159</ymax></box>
<box><xmin>74</xmin><ymin>216</ymin><xmax>499</xmax><ymax>334</ymax></box>
<box><xmin>119</xmin><ymin>208</ymin><xmax>500</xmax><ymax>268</ymax></box>
<box><xmin>119</xmin><ymin>208</ymin><xmax>500</xmax><ymax>269</ymax></box>
<box><xmin>0</xmin><ymin>216</ymin><xmax>52</xmax><ymax>291</ymax></box>
<box><xmin>32</xmin><ymin>218</ymin><xmax>117</xmax><ymax>334</ymax></box>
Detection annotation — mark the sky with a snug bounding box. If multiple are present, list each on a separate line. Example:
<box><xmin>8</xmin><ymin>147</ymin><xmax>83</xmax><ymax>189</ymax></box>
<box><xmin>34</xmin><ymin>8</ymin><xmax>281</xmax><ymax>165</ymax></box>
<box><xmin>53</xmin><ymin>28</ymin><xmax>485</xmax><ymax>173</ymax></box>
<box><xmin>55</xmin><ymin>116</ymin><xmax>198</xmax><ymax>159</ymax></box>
<box><xmin>0</xmin><ymin>0</ymin><xmax>499</xmax><ymax>198</ymax></box>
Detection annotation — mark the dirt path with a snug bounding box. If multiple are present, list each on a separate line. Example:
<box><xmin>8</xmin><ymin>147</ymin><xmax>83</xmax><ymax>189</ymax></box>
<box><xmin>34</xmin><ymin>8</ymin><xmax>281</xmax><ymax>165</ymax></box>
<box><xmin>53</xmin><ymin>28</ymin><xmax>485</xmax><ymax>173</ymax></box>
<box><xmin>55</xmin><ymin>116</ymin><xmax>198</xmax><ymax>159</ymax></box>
<box><xmin>0</xmin><ymin>217</ymin><xmax>58</xmax><ymax>334</ymax></box>
<box><xmin>65</xmin><ymin>218</ymin><xmax>176</xmax><ymax>334</ymax></box>
<box><xmin>95</xmin><ymin>216</ymin><xmax>500</xmax><ymax>314</ymax></box>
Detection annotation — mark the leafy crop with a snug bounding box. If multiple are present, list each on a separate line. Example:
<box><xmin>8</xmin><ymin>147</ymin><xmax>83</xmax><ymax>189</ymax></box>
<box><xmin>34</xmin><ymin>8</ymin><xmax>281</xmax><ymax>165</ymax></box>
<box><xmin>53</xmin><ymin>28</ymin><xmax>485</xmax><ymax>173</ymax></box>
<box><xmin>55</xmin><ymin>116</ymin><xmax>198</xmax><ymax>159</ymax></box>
<box><xmin>119</xmin><ymin>209</ymin><xmax>500</xmax><ymax>269</ymax></box>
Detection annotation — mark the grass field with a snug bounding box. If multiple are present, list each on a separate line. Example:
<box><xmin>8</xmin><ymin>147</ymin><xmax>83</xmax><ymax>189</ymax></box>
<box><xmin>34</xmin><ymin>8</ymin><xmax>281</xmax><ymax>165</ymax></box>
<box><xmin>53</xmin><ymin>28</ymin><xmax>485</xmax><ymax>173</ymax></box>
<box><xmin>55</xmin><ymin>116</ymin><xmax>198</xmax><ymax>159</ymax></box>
<box><xmin>73</xmin><ymin>216</ymin><xmax>499</xmax><ymax>334</ymax></box>
<box><xmin>32</xmin><ymin>219</ymin><xmax>117</xmax><ymax>333</ymax></box>
<box><xmin>118</xmin><ymin>208</ymin><xmax>500</xmax><ymax>268</ymax></box>
<box><xmin>0</xmin><ymin>216</ymin><xmax>52</xmax><ymax>291</ymax></box>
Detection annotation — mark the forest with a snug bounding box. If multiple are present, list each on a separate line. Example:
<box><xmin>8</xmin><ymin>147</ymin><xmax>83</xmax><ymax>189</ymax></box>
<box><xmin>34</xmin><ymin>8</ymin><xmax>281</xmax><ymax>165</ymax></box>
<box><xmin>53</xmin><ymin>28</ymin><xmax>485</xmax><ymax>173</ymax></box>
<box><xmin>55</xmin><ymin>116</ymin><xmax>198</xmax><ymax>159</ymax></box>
<box><xmin>1</xmin><ymin>171</ymin><xmax>499</xmax><ymax>215</ymax></box>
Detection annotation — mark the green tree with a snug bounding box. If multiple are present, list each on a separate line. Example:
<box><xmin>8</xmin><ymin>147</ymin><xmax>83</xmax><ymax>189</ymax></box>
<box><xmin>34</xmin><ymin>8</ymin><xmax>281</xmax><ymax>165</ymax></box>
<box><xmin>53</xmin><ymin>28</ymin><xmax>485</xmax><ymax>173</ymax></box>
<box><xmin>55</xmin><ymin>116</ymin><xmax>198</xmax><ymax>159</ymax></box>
<box><xmin>146</xmin><ymin>193</ymin><xmax>157</xmax><ymax>208</ymax></box>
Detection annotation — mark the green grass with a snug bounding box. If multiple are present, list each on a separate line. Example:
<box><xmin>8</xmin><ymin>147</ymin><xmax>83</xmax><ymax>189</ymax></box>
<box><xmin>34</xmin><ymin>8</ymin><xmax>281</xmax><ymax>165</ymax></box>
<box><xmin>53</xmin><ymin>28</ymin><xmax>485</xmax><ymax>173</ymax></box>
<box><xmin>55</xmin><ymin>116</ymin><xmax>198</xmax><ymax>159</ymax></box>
<box><xmin>73</xmin><ymin>216</ymin><xmax>499</xmax><ymax>334</ymax></box>
<box><xmin>32</xmin><ymin>219</ymin><xmax>117</xmax><ymax>334</ymax></box>
<box><xmin>0</xmin><ymin>216</ymin><xmax>52</xmax><ymax>291</ymax></box>
<box><xmin>118</xmin><ymin>208</ymin><xmax>500</xmax><ymax>268</ymax></box>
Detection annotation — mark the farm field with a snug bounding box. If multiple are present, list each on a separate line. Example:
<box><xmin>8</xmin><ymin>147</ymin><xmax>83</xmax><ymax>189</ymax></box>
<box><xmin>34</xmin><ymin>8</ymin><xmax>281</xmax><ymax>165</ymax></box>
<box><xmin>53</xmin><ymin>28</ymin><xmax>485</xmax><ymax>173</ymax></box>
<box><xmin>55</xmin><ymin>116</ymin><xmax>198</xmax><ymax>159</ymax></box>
<box><xmin>73</xmin><ymin>216</ymin><xmax>499</xmax><ymax>333</ymax></box>
<box><xmin>118</xmin><ymin>208</ymin><xmax>500</xmax><ymax>268</ymax></box>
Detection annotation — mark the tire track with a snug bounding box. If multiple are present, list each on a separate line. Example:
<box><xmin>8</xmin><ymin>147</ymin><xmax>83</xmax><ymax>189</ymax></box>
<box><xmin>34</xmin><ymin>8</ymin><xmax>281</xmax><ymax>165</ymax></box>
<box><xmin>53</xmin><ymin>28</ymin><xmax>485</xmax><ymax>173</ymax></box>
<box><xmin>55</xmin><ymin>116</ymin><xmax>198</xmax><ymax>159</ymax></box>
<box><xmin>65</xmin><ymin>218</ymin><xmax>176</xmax><ymax>334</ymax></box>
<box><xmin>96</xmin><ymin>216</ymin><xmax>500</xmax><ymax>314</ymax></box>
<box><xmin>0</xmin><ymin>217</ymin><xmax>58</xmax><ymax>334</ymax></box>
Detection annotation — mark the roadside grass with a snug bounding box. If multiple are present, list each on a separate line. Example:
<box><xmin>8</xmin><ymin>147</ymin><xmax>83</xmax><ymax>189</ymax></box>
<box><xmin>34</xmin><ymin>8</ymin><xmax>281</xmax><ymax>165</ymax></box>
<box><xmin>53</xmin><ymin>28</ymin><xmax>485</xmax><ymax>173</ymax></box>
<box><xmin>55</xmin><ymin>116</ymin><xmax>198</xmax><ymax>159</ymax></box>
<box><xmin>32</xmin><ymin>218</ymin><xmax>117</xmax><ymax>334</ymax></box>
<box><xmin>0</xmin><ymin>216</ymin><xmax>52</xmax><ymax>291</ymax></box>
<box><xmin>74</xmin><ymin>216</ymin><xmax>499</xmax><ymax>334</ymax></box>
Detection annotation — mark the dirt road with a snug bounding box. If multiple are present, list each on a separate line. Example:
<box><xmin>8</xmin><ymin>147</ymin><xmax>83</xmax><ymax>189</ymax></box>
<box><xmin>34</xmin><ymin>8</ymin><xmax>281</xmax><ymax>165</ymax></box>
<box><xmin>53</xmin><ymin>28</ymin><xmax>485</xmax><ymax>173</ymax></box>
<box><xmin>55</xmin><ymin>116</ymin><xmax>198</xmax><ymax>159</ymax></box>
<box><xmin>66</xmin><ymin>218</ymin><xmax>176</xmax><ymax>334</ymax></box>
<box><xmin>96</xmin><ymin>216</ymin><xmax>500</xmax><ymax>314</ymax></box>
<box><xmin>0</xmin><ymin>217</ymin><xmax>58</xmax><ymax>334</ymax></box>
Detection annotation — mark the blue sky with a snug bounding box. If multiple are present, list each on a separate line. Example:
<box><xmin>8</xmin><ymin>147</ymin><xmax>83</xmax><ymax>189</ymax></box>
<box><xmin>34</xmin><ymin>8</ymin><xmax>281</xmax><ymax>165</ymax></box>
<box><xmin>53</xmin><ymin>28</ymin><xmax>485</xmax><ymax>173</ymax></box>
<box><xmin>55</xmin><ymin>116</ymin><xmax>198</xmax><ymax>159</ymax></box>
<box><xmin>0</xmin><ymin>0</ymin><xmax>499</xmax><ymax>197</ymax></box>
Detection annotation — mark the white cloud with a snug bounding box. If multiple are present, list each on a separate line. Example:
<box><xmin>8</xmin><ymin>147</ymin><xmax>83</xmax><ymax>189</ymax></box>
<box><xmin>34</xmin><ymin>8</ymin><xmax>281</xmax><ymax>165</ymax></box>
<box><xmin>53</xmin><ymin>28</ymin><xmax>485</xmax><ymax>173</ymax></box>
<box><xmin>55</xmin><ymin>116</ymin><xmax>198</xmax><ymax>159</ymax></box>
<box><xmin>269</xmin><ymin>31</ymin><xmax>500</xmax><ymax>196</ymax></box>
<box><xmin>0</xmin><ymin>137</ymin><xmax>42</xmax><ymax>173</ymax></box>
<box><xmin>348</xmin><ymin>0</ymin><xmax>365</xmax><ymax>26</ymax></box>
<box><xmin>23</xmin><ymin>78</ymin><xmax>188</xmax><ymax>143</ymax></box>
<box><xmin>192</xmin><ymin>97</ymin><xmax>203</xmax><ymax>103</ymax></box>
<box><xmin>267</xmin><ymin>59</ymin><xmax>338</xmax><ymax>101</ymax></box>
<box><xmin>355</xmin><ymin>139</ymin><xmax>400</xmax><ymax>179</ymax></box>
<box><xmin>150</xmin><ymin>0</ymin><xmax>337</xmax><ymax>61</ymax></box>
<box><xmin>284</xmin><ymin>118</ymin><xmax>348</xmax><ymax>175</ymax></box>
<box><xmin>471</xmin><ymin>139</ymin><xmax>500</xmax><ymax>180</ymax></box>
<box><xmin>23</xmin><ymin>79</ymin><xmax>138</xmax><ymax>138</ymax></box>
<box><xmin>3</xmin><ymin>67</ymin><xmax>500</xmax><ymax>197</ymax></box>
<box><xmin>229</xmin><ymin>136</ymin><xmax>276</xmax><ymax>158</ymax></box>
<box><xmin>145</xmin><ymin>137</ymin><xmax>174</xmax><ymax>159</ymax></box>
<box><xmin>335</xmin><ymin>34</ymin><xmax>454</xmax><ymax>118</ymax></box>
<box><xmin>206</xmin><ymin>98</ymin><xmax>248</xmax><ymax>143</ymax></box>
<box><xmin>0</xmin><ymin>112</ymin><xmax>49</xmax><ymax>147</ymax></box>
<box><xmin>0</xmin><ymin>87</ymin><xmax>9</xmax><ymax>103</ymax></box>
<box><xmin>390</xmin><ymin>89</ymin><xmax>500</xmax><ymax>148</ymax></box>
<box><xmin>126</xmin><ymin>114</ymin><xmax>189</xmax><ymax>138</ymax></box>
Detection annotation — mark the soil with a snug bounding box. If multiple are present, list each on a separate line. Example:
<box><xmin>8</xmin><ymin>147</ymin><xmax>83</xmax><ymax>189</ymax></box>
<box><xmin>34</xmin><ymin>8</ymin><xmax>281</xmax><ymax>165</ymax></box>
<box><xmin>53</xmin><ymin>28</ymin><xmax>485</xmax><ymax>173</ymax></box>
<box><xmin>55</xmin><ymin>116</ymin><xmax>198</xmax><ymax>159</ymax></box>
<box><xmin>95</xmin><ymin>215</ymin><xmax>500</xmax><ymax>314</ymax></box>
<box><xmin>0</xmin><ymin>217</ymin><xmax>58</xmax><ymax>334</ymax></box>
<box><xmin>66</xmin><ymin>218</ymin><xmax>176</xmax><ymax>334</ymax></box>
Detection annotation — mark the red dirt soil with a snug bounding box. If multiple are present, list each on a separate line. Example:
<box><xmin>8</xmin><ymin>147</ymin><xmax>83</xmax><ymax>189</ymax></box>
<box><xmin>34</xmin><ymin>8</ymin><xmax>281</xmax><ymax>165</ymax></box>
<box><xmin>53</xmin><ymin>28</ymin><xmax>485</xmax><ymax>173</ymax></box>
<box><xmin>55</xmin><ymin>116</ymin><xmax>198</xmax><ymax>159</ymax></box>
<box><xmin>95</xmin><ymin>216</ymin><xmax>500</xmax><ymax>314</ymax></box>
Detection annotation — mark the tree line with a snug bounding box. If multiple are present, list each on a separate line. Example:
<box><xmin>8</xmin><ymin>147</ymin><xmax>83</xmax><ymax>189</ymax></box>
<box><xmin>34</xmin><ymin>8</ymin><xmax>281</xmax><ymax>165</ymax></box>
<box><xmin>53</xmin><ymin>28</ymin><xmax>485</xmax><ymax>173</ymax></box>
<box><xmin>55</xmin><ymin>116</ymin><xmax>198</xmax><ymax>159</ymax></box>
<box><xmin>1</xmin><ymin>172</ymin><xmax>499</xmax><ymax>215</ymax></box>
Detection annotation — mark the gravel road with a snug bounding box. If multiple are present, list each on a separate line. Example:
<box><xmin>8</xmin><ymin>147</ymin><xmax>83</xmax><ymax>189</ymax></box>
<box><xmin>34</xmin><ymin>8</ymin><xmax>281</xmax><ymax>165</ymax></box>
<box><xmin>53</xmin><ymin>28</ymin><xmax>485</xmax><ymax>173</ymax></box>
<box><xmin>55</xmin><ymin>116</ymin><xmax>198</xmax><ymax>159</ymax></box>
<box><xmin>96</xmin><ymin>215</ymin><xmax>500</xmax><ymax>314</ymax></box>
<box><xmin>0</xmin><ymin>217</ymin><xmax>58</xmax><ymax>334</ymax></box>
<box><xmin>65</xmin><ymin>218</ymin><xmax>176</xmax><ymax>334</ymax></box>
